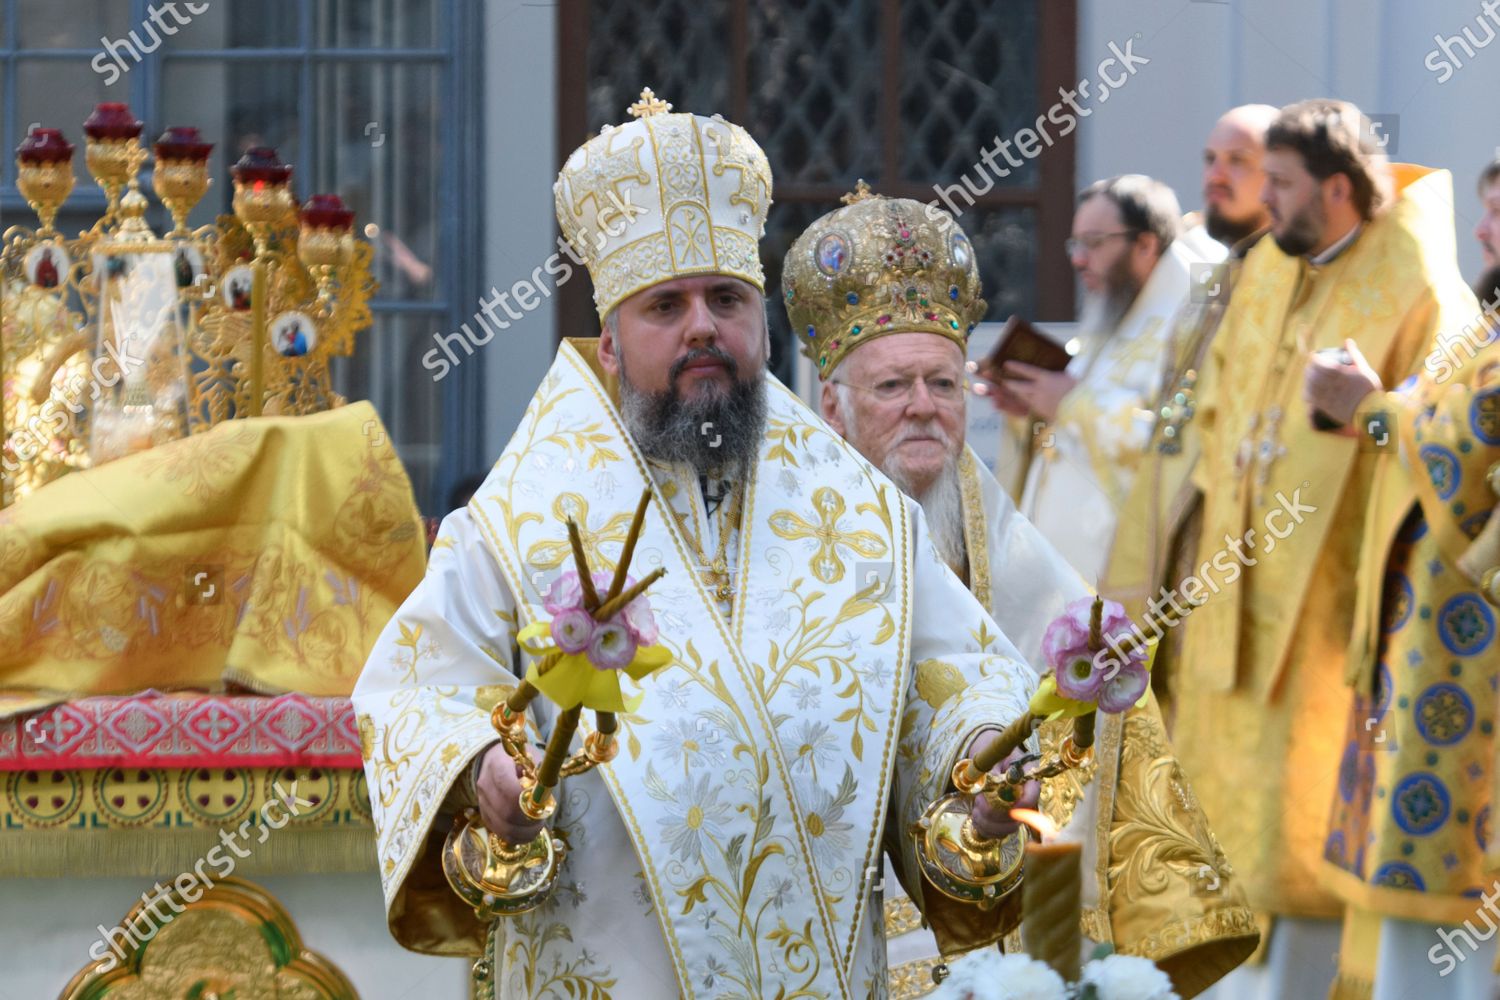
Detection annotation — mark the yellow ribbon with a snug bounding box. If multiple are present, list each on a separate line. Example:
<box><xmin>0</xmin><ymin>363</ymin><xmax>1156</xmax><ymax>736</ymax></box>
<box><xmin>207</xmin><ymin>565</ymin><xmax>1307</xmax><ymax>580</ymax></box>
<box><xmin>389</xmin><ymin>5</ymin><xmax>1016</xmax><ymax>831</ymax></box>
<box><xmin>517</xmin><ymin>621</ymin><xmax>672</xmax><ymax>712</ymax></box>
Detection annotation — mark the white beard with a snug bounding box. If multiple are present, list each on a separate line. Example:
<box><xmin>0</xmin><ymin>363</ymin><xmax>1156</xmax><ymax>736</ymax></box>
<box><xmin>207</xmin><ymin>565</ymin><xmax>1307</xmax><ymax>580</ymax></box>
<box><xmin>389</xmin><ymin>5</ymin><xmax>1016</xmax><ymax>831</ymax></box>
<box><xmin>885</xmin><ymin>456</ymin><xmax>966</xmax><ymax>572</ymax></box>
<box><xmin>914</xmin><ymin>461</ymin><xmax>967</xmax><ymax>572</ymax></box>
<box><xmin>835</xmin><ymin>388</ymin><xmax>967</xmax><ymax>571</ymax></box>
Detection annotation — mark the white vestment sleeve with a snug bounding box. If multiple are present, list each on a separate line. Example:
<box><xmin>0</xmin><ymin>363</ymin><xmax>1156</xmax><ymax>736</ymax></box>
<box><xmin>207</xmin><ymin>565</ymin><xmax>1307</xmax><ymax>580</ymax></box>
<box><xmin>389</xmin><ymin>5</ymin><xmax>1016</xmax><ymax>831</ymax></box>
<box><xmin>352</xmin><ymin>507</ymin><xmax>549</xmax><ymax>956</ymax></box>
<box><xmin>889</xmin><ymin>498</ymin><xmax>1038</xmax><ymax>955</ymax></box>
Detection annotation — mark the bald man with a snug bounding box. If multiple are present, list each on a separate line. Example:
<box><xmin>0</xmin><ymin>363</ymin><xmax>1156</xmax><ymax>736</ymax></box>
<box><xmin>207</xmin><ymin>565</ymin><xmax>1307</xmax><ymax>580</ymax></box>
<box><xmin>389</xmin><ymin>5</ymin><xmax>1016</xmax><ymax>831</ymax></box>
<box><xmin>1100</xmin><ymin>105</ymin><xmax>1277</xmax><ymax>720</ymax></box>
<box><xmin>1201</xmin><ymin>104</ymin><xmax>1279</xmax><ymax>247</ymax></box>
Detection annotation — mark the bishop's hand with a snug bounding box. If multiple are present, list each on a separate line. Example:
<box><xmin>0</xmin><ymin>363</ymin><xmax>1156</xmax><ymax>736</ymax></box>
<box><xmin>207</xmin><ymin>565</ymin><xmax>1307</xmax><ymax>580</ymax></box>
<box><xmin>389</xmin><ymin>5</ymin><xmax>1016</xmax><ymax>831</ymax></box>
<box><xmin>476</xmin><ymin>742</ymin><xmax>546</xmax><ymax>844</ymax></box>
<box><xmin>964</xmin><ymin>733</ymin><xmax>1039</xmax><ymax>840</ymax></box>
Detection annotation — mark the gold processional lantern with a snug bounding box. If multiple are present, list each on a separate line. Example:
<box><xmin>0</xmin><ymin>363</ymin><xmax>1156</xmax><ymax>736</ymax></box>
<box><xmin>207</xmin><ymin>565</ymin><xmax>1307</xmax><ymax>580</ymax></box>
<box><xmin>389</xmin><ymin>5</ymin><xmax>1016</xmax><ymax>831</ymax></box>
<box><xmin>0</xmin><ymin>101</ymin><xmax>376</xmax><ymax>506</ymax></box>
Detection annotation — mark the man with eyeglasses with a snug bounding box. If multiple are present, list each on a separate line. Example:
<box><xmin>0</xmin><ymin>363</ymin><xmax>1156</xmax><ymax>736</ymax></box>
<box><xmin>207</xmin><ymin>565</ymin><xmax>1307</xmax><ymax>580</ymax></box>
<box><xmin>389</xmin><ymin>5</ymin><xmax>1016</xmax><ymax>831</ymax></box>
<box><xmin>786</xmin><ymin>184</ymin><xmax>1258</xmax><ymax>998</ymax></box>
<box><xmin>990</xmin><ymin>175</ymin><xmax>1226</xmax><ymax>583</ymax></box>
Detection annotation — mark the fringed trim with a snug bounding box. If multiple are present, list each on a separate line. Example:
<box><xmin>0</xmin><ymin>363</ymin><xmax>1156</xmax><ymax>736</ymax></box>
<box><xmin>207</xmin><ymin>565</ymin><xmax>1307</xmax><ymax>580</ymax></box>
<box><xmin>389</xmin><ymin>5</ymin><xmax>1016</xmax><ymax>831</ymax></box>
<box><xmin>0</xmin><ymin>828</ymin><xmax>375</xmax><ymax>878</ymax></box>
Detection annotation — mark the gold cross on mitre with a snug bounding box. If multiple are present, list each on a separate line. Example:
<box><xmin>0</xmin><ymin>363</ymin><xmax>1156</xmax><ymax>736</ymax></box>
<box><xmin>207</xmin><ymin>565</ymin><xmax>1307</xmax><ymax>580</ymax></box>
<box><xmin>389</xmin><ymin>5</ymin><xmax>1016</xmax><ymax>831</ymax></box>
<box><xmin>841</xmin><ymin>179</ymin><xmax>875</xmax><ymax>205</ymax></box>
<box><xmin>627</xmin><ymin>87</ymin><xmax>673</xmax><ymax>118</ymax></box>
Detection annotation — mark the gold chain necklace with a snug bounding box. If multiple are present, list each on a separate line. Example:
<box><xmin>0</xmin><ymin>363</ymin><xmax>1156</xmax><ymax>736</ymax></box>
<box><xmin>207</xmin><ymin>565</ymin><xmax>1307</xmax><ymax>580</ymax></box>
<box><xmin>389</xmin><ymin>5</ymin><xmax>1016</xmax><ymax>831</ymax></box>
<box><xmin>688</xmin><ymin>482</ymin><xmax>742</xmax><ymax>604</ymax></box>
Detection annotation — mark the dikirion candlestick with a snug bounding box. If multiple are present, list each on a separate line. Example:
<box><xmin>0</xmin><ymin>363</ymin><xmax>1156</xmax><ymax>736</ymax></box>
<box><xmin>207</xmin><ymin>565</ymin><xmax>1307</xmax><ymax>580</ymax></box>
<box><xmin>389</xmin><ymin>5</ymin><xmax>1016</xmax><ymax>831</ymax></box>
<box><xmin>443</xmin><ymin>486</ymin><xmax>672</xmax><ymax>919</ymax></box>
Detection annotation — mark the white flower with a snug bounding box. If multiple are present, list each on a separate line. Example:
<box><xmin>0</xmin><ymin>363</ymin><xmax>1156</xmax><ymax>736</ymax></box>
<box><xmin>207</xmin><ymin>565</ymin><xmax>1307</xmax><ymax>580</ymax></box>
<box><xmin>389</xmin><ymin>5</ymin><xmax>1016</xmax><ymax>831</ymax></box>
<box><xmin>783</xmin><ymin>719</ymin><xmax>839</xmax><ymax>777</ymax></box>
<box><xmin>767</xmin><ymin>875</ymin><xmax>796</xmax><ymax>910</ymax></box>
<box><xmin>778</xmin><ymin>469</ymin><xmax>801</xmax><ymax>496</ymax></box>
<box><xmin>801</xmin><ymin>781</ymin><xmax>854</xmax><ymax>868</ymax></box>
<box><xmin>789</xmin><ymin>678</ymin><xmax>822</xmax><ymax>710</ymax></box>
<box><xmin>656</xmin><ymin>677</ymin><xmax>692</xmax><ymax>710</ymax></box>
<box><xmin>656</xmin><ymin>772</ymin><xmax>732</xmax><ymax>863</ymax></box>
<box><xmin>931</xmin><ymin>951</ymin><xmax>1066</xmax><ymax>1000</ymax></box>
<box><xmin>1078</xmin><ymin>955</ymin><xmax>1179</xmax><ymax>1000</ymax></box>
<box><xmin>651</xmin><ymin>714</ymin><xmax>727</xmax><ymax>771</ymax></box>
<box><xmin>631</xmin><ymin>874</ymin><xmax>655</xmax><ymax>914</ymax></box>
<box><xmin>857</xmin><ymin>658</ymin><xmax>893</xmax><ymax>688</ymax></box>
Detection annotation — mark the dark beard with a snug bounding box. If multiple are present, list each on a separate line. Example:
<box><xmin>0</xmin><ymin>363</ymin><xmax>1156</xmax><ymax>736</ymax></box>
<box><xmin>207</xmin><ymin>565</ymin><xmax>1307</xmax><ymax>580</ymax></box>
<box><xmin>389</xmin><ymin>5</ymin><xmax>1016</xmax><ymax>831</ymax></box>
<box><xmin>1474</xmin><ymin>265</ymin><xmax>1500</xmax><ymax>312</ymax></box>
<box><xmin>618</xmin><ymin>345</ymin><xmax>768</xmax><ymax>475</ymax></box>
<box><xmin>1271</xmin><ymin>199</ymin><xmax>1325</xmax><ymax>257</ymax></box>
<box><xmin>1205</xmin><ymin>206</ymin><xmax>1265</xmax><ymax>248</ymax></box>
<box><xmin>1090</xmin><ymin>252</ymin><xmax>1142</xmax><ymax>333</ymax></box>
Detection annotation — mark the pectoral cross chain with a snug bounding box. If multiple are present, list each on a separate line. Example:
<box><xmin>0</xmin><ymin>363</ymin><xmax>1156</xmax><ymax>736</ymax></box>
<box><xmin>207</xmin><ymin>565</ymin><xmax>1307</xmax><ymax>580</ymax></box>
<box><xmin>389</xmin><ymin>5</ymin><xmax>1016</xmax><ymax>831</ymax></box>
<box><xmin>1234</xmin><ymin>406</ymin><xmax>1287</xmax><ymax>504</ymax></box>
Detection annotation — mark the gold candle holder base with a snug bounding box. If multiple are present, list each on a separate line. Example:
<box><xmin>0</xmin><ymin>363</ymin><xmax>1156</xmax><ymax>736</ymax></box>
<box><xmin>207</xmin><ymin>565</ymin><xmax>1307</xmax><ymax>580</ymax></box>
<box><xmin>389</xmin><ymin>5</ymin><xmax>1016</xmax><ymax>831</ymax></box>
<box><xmin>443</xmin><ymin>809</ymin><xmax>566</xmax><ymax>920</ymax></box>
<box><xmin>911</xmin><ymin>794</ymin><xmax>1027</xmax><ymax>909</ymax></box>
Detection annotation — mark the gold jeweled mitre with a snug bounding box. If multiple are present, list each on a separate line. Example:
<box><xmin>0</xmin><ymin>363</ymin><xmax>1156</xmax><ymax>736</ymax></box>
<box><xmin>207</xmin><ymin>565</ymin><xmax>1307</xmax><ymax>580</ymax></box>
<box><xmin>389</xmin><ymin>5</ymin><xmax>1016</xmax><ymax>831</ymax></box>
<box><xmin>553</xmin><ymin>87</ymin><xmax>774</xmax><ymax>320</ymax></box>
<box><xmin>783</xmin><ymin>181</ymin><xmax>986</xmax><ymax>377</ymax></box>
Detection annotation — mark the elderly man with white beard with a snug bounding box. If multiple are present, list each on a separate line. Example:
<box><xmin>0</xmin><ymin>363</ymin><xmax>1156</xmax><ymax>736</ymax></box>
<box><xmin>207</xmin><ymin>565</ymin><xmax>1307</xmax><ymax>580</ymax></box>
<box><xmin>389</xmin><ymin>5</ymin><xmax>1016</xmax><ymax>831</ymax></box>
<box><xmin>989</xmin><ymin>175</ymin><xmax>1226</xmax><ymax>583</ymax></box>
<box><xmin>784</xmin><ymin>184</ymin><xmax>1258</xmax><ymax>998</ymax></box>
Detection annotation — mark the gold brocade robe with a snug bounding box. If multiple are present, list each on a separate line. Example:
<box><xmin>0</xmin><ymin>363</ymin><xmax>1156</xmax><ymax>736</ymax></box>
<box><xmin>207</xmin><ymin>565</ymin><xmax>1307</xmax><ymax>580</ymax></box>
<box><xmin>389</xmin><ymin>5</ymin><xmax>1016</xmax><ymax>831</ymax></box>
<box><xmin>1176</xmin><ymin>165</ymin><xmax>1479</xmax><ymax>920</ymax></box>
<box><xmin>1099</xmin><ymin>231</ymin><xmax>1264</xmax><ymax>717</ymax></box>
<box><xmin>0</xmin><ymin>401</ymin><xmax>426</xmax><ymax>713</ymax></box>
<box><xmin>882</xmin><ymin>448</ymin><xmax>1258</xmax><ymax>999</ymax></box>
<box><xmin>353</xmin><ymin>342</ymin><xmax>1039</xmax><ymax>999</ymax></box>
<box><xmin>1323</xmin><ymin>334</ymin><xmax>1500</xmax><ymax>917</ymax></box>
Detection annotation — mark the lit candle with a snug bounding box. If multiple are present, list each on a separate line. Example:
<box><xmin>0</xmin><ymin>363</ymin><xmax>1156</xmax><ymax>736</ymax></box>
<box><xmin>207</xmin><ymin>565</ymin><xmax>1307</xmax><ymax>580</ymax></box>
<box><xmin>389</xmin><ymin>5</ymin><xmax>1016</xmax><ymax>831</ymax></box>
<box><xmin>1013</xmin><ymin>807</ymin><xmax>1082</xmax><ymax>983</ymax></box>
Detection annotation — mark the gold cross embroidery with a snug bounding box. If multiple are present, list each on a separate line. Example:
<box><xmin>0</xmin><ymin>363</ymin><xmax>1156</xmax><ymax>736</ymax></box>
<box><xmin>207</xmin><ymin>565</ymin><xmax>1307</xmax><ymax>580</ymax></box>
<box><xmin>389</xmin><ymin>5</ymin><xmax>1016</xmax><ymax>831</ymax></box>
<box><xmin>523</xmin><ymin>492</ymin><xmax>635</xmax><ymax>575</ymax></box>
<box><xmin>768</xmin><ymin>486</ymin><xmax>888</xmax><ymax>584</ymax></box>
<box><xmin>565</xmin><ymin>132</ymin><xmax>649</xmax><ymax>222</ymax></box>
<box><xmin>705</xmin><ymin>123</ymin><xmax>769</xmax><ymax>215</ymax></box>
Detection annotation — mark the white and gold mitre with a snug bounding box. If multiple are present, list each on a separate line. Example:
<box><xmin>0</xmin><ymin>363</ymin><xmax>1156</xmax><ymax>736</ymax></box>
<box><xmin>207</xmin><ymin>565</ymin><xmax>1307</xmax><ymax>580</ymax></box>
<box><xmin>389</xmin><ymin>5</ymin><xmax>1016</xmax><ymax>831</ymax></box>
<box><xmin>553</xmin><ymin>87</ymin><xmax>773</xmax><ymax>320</ymax></box>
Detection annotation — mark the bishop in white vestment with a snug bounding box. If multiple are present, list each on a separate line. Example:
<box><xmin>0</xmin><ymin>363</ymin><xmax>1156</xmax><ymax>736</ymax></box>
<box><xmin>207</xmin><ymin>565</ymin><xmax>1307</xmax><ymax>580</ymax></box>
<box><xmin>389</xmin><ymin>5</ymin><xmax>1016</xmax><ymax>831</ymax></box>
<box><xmin>789</xmin><ymin>188</ymin><xmax>1258</xmax><ymax>997</ymax></box>
<box><xmin>353</xmin><ymin>91</ymin><xmax>1040</xmax><ymax>999</ymax></box>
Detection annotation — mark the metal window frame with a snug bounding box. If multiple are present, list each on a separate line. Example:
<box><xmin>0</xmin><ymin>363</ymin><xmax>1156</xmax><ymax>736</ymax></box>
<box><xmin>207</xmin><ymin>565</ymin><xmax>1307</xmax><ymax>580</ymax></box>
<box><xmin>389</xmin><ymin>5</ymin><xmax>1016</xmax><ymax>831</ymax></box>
<box><xmin>0</xmin><ymin>0</ymin><xmax>484</xmax><ymax>513</ymax></box>
<box><xmin>553</xmin><ymin>0</ymin><xmax>1079</xmax><ymax>353</ymax></box>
